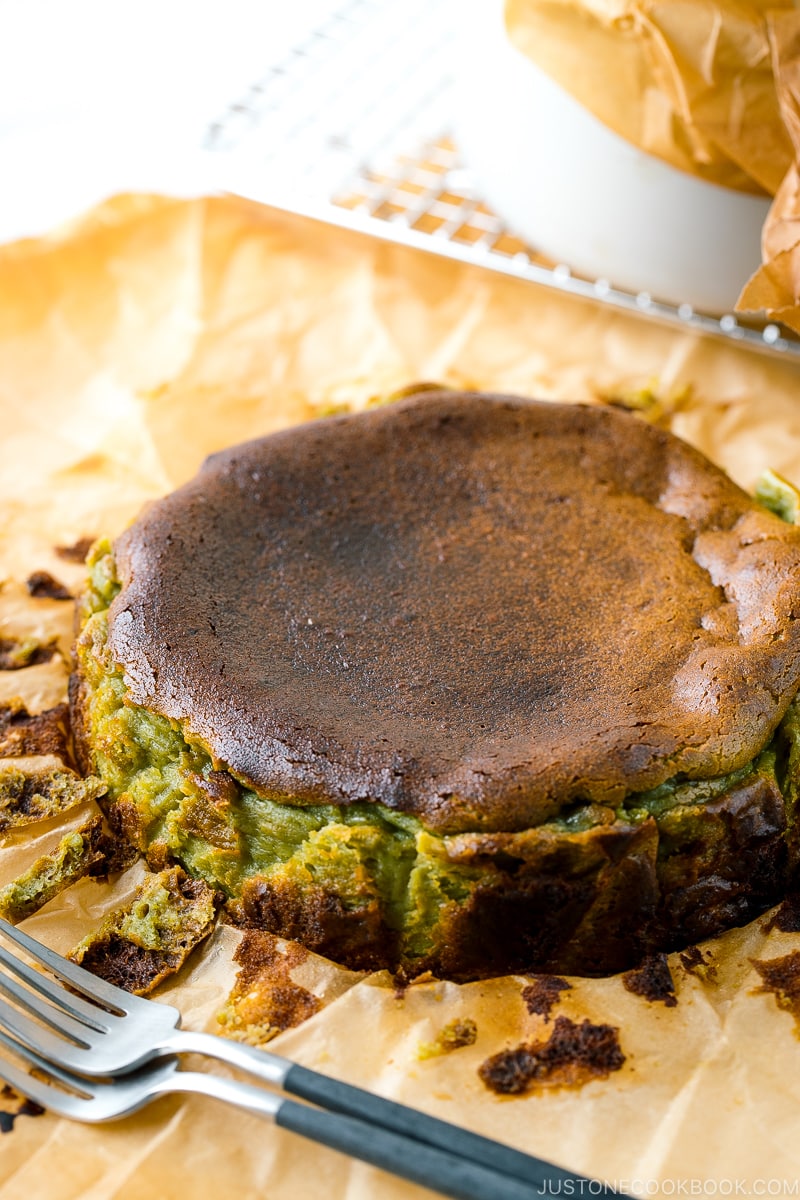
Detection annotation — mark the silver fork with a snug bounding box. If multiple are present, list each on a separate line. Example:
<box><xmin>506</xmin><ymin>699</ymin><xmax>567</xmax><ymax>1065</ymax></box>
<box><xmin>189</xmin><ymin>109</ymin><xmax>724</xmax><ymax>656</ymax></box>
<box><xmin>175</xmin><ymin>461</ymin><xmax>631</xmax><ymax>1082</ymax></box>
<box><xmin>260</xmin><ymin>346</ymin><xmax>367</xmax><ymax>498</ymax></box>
<box><xmin>0</xmin><ymin>1023</ymin><xmax>534</xmax><ymax>1200</ymax></box>
<box><xmin>0</xmin><ymin>919</ymin><xmax>601</xmax><ymax>1199</ymax></box>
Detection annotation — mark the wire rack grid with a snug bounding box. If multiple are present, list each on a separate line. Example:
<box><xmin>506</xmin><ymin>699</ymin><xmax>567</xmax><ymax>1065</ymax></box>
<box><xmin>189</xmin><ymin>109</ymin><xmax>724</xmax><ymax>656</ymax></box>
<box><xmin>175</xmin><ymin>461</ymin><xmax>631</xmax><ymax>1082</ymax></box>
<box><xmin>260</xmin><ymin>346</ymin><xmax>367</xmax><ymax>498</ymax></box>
<box><xmin>205</xmin><ymin>0</ymin><xmax>799</xmax><ymax>362</ymax></box>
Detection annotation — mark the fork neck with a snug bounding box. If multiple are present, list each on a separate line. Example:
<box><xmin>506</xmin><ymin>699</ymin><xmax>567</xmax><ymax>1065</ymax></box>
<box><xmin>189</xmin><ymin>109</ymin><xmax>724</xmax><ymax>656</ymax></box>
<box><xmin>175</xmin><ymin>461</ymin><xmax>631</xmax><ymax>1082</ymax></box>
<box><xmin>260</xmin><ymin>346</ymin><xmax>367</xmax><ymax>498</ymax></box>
<box><xmin>156</xmin><ymin>1068</ymin><xmax>285</xmax><ymax>1119</ymax></box>
<box><xmin>161</xmin><ymin>1028</ymin><xmax>292</xmax><ymax>1087</ymax></box>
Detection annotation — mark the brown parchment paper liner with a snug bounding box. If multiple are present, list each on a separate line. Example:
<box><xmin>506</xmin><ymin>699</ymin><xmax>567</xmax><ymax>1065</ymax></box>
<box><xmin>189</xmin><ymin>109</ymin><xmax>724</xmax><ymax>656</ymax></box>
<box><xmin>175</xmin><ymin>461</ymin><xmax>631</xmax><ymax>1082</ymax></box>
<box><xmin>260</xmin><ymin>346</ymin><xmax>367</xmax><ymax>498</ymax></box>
<box><xmin>4</xmin><ymin>193</ymin><xmax>800</xmax><ymax>1200</ymax></box>
<box><xmin>736</xmin><ymin>11</ymin><xmax>800</xmax><ymax>328</ymax></box>
<box><xmin>505</xmin><ymin>0</ymin><xmax>794</xmax><ymax>196</ymax></box>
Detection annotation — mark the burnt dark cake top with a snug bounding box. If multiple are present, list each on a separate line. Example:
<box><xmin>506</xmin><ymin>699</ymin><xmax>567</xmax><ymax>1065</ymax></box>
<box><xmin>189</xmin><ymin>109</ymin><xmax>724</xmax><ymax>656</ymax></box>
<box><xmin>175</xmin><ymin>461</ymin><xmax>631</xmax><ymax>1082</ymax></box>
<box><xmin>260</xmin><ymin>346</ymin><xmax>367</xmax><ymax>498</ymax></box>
<box><xmin>106</xmin><ymin>392</ymin><xmax>800</xmax><ymax>833</ymax></box>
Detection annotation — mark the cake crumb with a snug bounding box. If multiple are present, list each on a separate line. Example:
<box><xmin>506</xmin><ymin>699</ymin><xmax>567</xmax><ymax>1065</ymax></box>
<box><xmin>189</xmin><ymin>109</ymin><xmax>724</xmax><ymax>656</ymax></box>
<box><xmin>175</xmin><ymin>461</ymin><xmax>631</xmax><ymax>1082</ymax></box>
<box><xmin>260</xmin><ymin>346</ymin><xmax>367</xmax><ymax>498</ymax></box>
<box><xmin>521</xmin><ymin>975</ymin><xmax>572</xmax><ymax>1021</ymax></box>
<box><xmin>763</xmin><ymin>894</ymin><xmax>800</xmax><ymax>934</ymax></box>
<box><xmin>418</xmin><ymin>1018</ymin><xmax>478</xmax><ymax>1060</ymax></box>
<box><xmin>54</xmin><ymin>536</ymin><xmax>94</xmax><ymax>564</ymax></box>
<box><xmin>678</xmin><ymin>945</ymin><xmax>718</xmax><ymax>982</ymax></box>
<box><xmin>479</xmin><ymin>1016</ymin><xmax>625</xmax><ymax>1095</ymax></box>
<box><xmin>25</xmin><ymin>571</ymin><xmax>72</xmax><ymax>600</ymax></box>
<box><xmin>623</xmin><ymin>954</ymin><xmax>678</xmax><ymax>1006</ymax></box>
<box><xmin>751</xmin><ymin>951</ymin><xmax>800</xmax><ymax>1034</ymax></box>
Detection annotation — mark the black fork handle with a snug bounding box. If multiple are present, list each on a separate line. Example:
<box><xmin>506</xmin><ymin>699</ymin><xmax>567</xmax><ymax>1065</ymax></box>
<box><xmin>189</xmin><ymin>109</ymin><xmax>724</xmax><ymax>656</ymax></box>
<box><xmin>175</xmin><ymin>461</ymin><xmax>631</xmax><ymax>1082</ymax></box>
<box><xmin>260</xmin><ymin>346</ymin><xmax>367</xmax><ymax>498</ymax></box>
<box><xmin>284</xmin><ymin>1064</ymin><xmax>606</xmax><ymax>1193</ymax></box>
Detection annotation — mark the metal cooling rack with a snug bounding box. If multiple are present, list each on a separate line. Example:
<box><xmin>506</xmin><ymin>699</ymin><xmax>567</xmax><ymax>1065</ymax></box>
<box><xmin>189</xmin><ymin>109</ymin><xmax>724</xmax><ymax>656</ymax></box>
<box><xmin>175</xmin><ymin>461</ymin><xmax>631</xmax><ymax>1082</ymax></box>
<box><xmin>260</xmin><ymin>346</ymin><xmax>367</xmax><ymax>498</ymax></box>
<box><xmin>204</xmin><ymin>0</ymin><xmax>800</xmax><ymax>362</ymax></box>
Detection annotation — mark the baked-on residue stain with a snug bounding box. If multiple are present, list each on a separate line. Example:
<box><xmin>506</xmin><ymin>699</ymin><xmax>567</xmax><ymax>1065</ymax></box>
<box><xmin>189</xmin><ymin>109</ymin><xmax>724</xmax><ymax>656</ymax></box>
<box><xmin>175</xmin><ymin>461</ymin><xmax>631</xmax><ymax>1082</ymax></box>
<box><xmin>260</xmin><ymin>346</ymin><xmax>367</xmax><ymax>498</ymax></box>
<box><xmin>478</xmin><ymin>1015</ymin><xmax>625</xmax><ymax>1095</ymax></box>
<box><xmin>0</xmin><ymin>1085</ymin><xmax>44</xmax><ymax>1133</ymax></box>
<box><xmin>622</xmin><ymin>953</ymin><xmax>678</xmax><ymax>1006</ymax></box>
<box><xmin>418</xmin><ymin>1018</ymin><xmax>478</xmax><ymax>1059</ymax></box>
<box><xmin>751</xmin><ymin>950</ymin><xmax>800</xmax><ymax>1033</ymax></box>
<box><xmin>25</xmin><ymin>571</ymin><xmax>72</xmax><ymax>600</ymax></box>
<box><xmin>763</xmin><ymin>894</ymin><xmax>800</xmax><ymax>934</ymax></box>
<box><xmin>55</xmin><ymin>536</ymin><xmax>94</xmax><ymax>564</ymax></box>
<box><xmin>678</xmin><ymin>945</ymin><xmax>718</xmax><ymax>981</ymax></box>
<box><xmin>217</xmin><ymin>930</ymin><xmax>322</xmax><ymax>1046</ymax></box>
<box><xmin>521</xmin><ymin>975</ymin><xmax>572</xmax><ymax>1021</ymax></box>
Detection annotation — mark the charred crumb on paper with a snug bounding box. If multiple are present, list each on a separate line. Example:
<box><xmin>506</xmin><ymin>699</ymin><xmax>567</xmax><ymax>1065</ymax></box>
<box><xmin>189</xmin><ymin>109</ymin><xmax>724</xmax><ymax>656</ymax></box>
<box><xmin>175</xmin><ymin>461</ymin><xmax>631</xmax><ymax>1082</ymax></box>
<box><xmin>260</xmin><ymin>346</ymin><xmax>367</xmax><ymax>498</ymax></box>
<box><xmin>677</xmin><ymin>944</ymin><xmax>718</xmax><ymax>980</ymax></box>
<box><xmin>25</xmin><ymin>571</ymin><xmax>72</xmax><ymax>601</ymax></box>
<box><xmin>679</xmin><ymin>946</ymin><xmax>704</xmax><ymax>970</ymax></box>
<box><xmin>0</xmin><ymin>760</ymin><xmax>106</xmax><ymax>832</ymax></box>
<box><xmin>217</xmin><ymin>929</ymin><xmax>321</xmax><ymax>1046</ymax></box>
<box><xmin>392</xmin><ymin>969</ymin><xmax>437</xmax><ymax>1000</ymax></box>
<box><xmin>0</xmin><ymin>637</ymin><xmax>59</xmax><ymax>671</ymax></box>
<box><xmin>69</xmin><ymin>866</ymin><xmax>218</xmax><ymax>995</ymax></box>
<box><xmin>763</xmin><ymin>893</ymin><xmax>800</xmax><ymax>934</ymax></box>
<box><xmin>54</xmin><ymin>536</ymin><xmax>95</xmax><ymax>564</ymax></box>
<box><xmin>0</xmin><ymin>1085</ymin><xmax>44</xmax><ymax>1133</ymax></box>
<box><xmin>622</xmin><ymin>953</ymin><xmax>678</xmax><ymax>1006</ymax></box>
<box><xmin>418</xmin><ymin>1018</ymin><xmax>478</xmax><ymax>1060</ymax></box>
<box><xmin>478</xmin><ymin>1015</ymin><xmax>625</xmax><ymax>1095</ymax></box>
<box><xmin>521</xmin><ymin>975</ymin><xmax>572</xmax><ymax>1021</ymax></box>
<box><xmin>393</xmin><ymin>978</ymin><xmax>409</xmax><ymax>1001</ymax></box>
<box><xmin>751</xmin><ymin>950</ymin><xmax>800</xmax><ymax>1033</ymax></box>
<box><xmin>0</xmin><ymin>702</ymin><xmax>72</xmax><ymax>761</ymax></box>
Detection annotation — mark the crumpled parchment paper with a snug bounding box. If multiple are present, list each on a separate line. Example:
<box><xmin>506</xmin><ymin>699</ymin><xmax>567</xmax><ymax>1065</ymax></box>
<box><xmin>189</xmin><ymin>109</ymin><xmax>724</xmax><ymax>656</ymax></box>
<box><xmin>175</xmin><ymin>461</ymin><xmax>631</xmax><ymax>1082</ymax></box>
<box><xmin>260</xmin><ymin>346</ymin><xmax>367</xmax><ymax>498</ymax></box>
<box><xmin>736</xmin><ymin>12</ymin><xmax>800</xmax><ymax>328</ymax></box>
<box><xmin>2</xmin><ymin>193</ymin><xmax>800</xmax><ymax>1200</ymax></box>
<box><xmin>505</xmin><ymin>0</ymin><xmax>795</xmax><ymax>197</ymax></box>
<box><xmin>503</xmin><ymin>0</ymin><xmax>800</xmax><ymax>331</ymax></box>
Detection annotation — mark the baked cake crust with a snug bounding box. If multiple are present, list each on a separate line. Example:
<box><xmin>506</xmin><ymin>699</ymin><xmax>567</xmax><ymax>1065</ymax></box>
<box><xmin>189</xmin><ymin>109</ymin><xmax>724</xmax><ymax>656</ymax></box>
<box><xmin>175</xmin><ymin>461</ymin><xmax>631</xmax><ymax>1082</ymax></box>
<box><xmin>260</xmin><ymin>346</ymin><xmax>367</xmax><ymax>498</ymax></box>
<box><xmin>103</xmin><ymin>393</ymin><xmax>800</xmax><ymax>833</ymax></box>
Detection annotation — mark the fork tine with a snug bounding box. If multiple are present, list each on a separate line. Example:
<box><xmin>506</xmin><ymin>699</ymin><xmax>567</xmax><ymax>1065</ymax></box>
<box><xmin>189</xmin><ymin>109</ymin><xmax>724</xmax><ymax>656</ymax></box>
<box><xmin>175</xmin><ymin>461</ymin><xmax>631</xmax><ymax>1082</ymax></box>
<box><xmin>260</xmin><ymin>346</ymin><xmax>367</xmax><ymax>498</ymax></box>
<box><xmin>0</xmin><ymin>919</ymin><xmax>128</xmax><ymax>1014</ymax></box>
<box><xmin>0</xmin><ymin>951</ymin><xmax>104</xmax><ymax>1042</ymax></box>
<box><xmin>0</xmin><ymin>1047</ymin><xmax>77</xmax><ymax>1114</ymax></box>
<box><xmin>0</xmin><ymin>1025</ymin><xmax>181</xmax><ymax>1128</ymax></box>
<box><xmin>0</xmin><ymin>988</ymin><xmax>92</xmax><ymax>1057</ymax></box>
<box><xmin>0</xmin><ymin>1024</ymin><xmax>93</xmax><ymax>1100</ymax></box>
<box><xmin>0</xmin><ymin>943</ymin><xmax>112</xmax><ymax>1033</ymax></box>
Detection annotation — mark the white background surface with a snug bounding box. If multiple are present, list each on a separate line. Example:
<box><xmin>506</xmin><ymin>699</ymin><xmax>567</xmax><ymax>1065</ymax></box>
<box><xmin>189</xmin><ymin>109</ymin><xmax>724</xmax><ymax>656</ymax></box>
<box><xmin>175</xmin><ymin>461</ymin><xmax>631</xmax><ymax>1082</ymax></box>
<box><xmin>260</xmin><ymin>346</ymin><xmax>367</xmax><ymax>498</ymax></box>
<box><xmin>0</xmin><ymin>0</ymin><xmax>344</xmax><ymax>243</ymax></box>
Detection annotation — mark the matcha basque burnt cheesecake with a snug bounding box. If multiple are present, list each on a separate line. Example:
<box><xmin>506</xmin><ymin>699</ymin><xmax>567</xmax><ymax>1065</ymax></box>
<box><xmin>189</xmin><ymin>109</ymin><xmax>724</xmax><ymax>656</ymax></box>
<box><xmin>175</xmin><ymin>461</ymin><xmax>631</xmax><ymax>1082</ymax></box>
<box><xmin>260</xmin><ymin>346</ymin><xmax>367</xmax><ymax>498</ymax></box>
<box><xmin>71</xmin><ymin>392</ymin><xmax>800</xmax><ymax>980</ymax></box>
